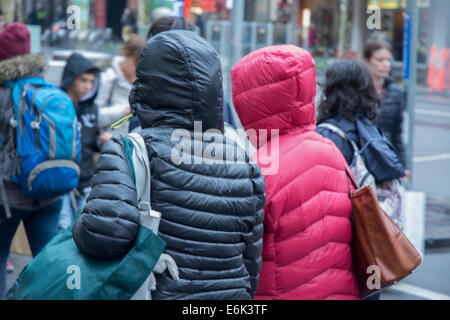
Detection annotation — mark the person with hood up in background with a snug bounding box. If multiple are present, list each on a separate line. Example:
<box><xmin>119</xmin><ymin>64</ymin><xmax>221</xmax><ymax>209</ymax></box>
<box><xmin>232</xmin><ymin>45</ymin><xmax>360</xmax><ymax>300</ymax></box>
<box><xmin>72</xmin><ymin>30</ymin><xmax>266</xmax><ymax>300</ymax></box>
<box><xmin>58</xmin><ymin>53</ymin><xmax>111</xmax><ymax>230</ymax></box>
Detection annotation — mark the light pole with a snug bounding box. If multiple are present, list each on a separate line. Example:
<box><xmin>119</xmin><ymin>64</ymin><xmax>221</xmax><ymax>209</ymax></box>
<box><xmin>226</xmin><ymin>0</ymin><xmax>245</xmax><ymax>106</ymax></box>
<box><xmin>404</xmin><ymin>0</ymin><xmax>419</xmax><ymax>189</ymax></box>
<box><xmin>338</xmin><ymin>0</ymin><xmax>348</xmax><ymax>58</ymax></box>
<box><xmin>230</xmin><ymin>0</ymin><xmax>245</xmax><ymax>67</ymax></box>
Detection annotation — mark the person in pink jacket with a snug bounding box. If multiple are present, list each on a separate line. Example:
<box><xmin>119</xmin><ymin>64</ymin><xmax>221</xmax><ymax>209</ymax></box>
<box><xmin>232</xmin><ymin>45</ymin><xmax>360</xmax><ymax>300</ymax></box>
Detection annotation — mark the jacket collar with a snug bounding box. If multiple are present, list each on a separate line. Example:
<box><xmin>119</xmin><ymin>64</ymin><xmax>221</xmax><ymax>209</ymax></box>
<box><xmin>0</xmin><ymin>54</ymin><xmax>46</xmax><ymax>83</ymax></box>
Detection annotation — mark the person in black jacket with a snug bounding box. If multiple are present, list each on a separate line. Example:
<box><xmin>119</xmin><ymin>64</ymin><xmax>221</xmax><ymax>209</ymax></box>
<box><xmin>72</xmin><ymin>30</ymin><xmax>266</xmax><ymax>300</ymax></box>
<box><xmin>364</xmin><ymin>41</ymin><xmax>409</xmax><ymax>176</ymax></box>
<box><xmin>59</xmin><ymin>53</ymin><xmax>112</xmax><ymax>229</ymax></box>
<box><xmin>316</xmin><ymin>60</ymin><xmax>405</xmax><ymax>184</ymax></box>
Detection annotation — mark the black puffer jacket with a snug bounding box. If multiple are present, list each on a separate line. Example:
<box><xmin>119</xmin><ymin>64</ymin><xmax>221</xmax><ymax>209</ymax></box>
<box><xmin>73</xmin><ymin>30</ymin><xmax>266</xmax><ymax>300</ymax></box>
<box><xmin>376</xmin><ymin>79</ymin><xmax>407</xmax><ymax>167</ymax></box>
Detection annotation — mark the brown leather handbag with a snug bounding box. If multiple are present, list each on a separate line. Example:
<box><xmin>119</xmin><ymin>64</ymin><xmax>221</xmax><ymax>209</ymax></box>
<box><xmin>346</xmin><ymin>168</ymin><xmax>422</xmax><ymax>299</ymax></box>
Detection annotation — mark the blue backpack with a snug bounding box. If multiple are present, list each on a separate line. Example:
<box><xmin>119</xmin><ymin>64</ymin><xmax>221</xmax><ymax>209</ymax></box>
<box><xmin>5</xmin><ymin>77</ymin><xmax>81</xmax><ymax>199</ymax></box>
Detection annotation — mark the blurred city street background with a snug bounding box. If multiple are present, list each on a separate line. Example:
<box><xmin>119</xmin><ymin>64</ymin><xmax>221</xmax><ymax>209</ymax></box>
<box><xmin>1</xmin><ymin>0</ymin><xmax>449</xmax><ymax>300</ymax></box>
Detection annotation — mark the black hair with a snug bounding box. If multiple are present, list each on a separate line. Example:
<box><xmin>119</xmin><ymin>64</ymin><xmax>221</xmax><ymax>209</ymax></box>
<box><xmin>317</xmin><ymin>60</ymin><xmax>381</xmax><ymax>123</ymax></box>
<box><xmin>147</xmin><ymin>16</ymin><xmax>195</xmax><ymax>39</ymax></box>
<box><xmin>82</xmin><ymin>69</ymin><xmax>99</xmax><ymax>77</ymax></box>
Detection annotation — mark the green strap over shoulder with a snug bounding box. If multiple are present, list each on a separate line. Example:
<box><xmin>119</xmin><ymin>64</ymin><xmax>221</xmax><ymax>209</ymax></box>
<box><xmin>122</xmin><ymin>136</ymin><xmax>136</xmax><ymax>186</ymax></box>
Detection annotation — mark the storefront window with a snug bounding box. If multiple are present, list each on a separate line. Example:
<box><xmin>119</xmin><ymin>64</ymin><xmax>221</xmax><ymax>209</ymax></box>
<box><xmin>190</xmin><ymin>0</ymin><xmax>230</xmax><ymax>56</ymax></box>
<box><xmin>418</xmin><ymin>6</ymin><xmax>431</xmax><ymax>64</ymax></box>
<box><xmin>299</xmin><ymin>0</ymin><xmax>339</xmax><ymax>57</ymax></box>
<box><xmin>366</xmin><ymin>0</ymin><xmax>431</xmax><ymax>63</ymax></box>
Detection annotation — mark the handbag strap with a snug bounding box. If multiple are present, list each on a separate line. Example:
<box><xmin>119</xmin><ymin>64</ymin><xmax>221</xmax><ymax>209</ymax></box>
<box><xmin>318</xmin><ymin>123</ymin><xmax>360</xmax><ymax>153</ymax></box>
<box><xmin>345</xmin><ymin>167</ymin><xmax>358</xmax><ymax>199</ymax></box>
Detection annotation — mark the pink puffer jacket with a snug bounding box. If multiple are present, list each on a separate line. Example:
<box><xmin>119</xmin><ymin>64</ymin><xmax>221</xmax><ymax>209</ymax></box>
<box><xmin>232</xmin><ymin>45</ymin><xmax>360</xmax><ymax>300</ymax></box>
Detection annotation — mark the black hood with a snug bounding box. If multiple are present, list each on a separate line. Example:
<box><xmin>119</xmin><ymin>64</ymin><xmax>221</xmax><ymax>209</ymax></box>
<box><xmin>129</xmin><ymin>30</ymin><xmax>224</xmax><ymax>133</ymax></box>
<box><xmin>61</xmin><ymin>53</ymin><xmax>100</xmax><ymax>103</ymax></box>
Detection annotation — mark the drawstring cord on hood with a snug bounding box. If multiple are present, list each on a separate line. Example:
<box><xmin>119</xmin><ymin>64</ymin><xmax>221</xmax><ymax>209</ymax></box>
<box><xmin>110</xmin><ymin>113</ymin><xmax>134</xmax><ymax>130</ymax></box>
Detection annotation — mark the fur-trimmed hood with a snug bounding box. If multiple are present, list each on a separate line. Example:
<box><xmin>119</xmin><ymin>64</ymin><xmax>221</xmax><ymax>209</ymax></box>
<box><xmin>0</xmin><ymin>54</ymin><xmax>47</xmax><ymax>83</ymax></box>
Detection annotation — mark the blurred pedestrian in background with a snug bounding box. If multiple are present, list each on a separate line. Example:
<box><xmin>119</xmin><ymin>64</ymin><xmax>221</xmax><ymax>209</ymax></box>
<box><xmin>317</xmin><ymin>60</ymin><xmax>404</xmax><ymax>183</ymax></box>
<box><xmin>58</xmin><ymin>53</ymin><xmax>110</xmax><ymax>230</ymax></box>
<box><xmin>364</xmin><ymin>40</ymin><xmax>409</xmax><ymax>178</ymax></box>
<box><xmin>0</xmin><ymin>23</ymin><xmax>62</xmax><ymax>298</ymax></box>
<box><xmin>121</xmin><ymin>7</ymin><xmax>137</xmax><ymax>42</ymax></box>
<box><xmin>232</xmin><ymin>45</ymin><xmax>360</xmax><ymax>300</ymax></box>
<box><xmin>96</xmin><ymin>34</ymin><xmax>146</xmax><ymax>135</ymax></box>
<box><xmin>72</xmin><ymin>30</ymin><xmax>266</xmax><ymax>300</ymax></box>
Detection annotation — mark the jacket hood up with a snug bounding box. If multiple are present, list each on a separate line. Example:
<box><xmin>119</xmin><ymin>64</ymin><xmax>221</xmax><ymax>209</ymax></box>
<box><xmin>232</xmin><ymin>45</ymin><xmax>317</xmax><ymax>144</ymax></box>
<box><xmin>61</xmin><ymin>53</ymin><xmax>100</xmax><ymax>103</ymax></box>
<box><xmin>129</xmin><ymin>30</ymin><xmax>224</xmax><ymax>133</ymax></box>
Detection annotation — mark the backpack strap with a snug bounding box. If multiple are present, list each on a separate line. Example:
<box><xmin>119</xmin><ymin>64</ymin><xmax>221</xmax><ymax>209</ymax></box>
<box><xmin>318</xmin><ymin>122</ymin><xmax>360</xmax><ymax>153</ymax></box>
<box><xmin>123</xmin><ymin>133</ymin><xmax>161</xmax><ymax>234</ymax></box>
<box><xmin>125</xmin><ymin>133</ymin><xmax>176</xmax><ymax>300</ymax></box>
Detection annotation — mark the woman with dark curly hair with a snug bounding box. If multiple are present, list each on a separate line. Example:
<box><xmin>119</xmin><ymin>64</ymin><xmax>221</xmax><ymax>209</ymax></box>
<box><xmin>317</xmin><ymin>60</ymin><xmax>404</xmax><ymax>188</ymax></box>
<box><xmin>317</xmin><ymin>59</ymin><xmax>405</xmax><ymax>301</ymax></box>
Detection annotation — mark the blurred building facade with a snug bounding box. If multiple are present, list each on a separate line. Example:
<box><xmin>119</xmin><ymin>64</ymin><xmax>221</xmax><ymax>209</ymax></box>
<box><xmin>1</xmin><ymin>0</ymin><xmax>448</xmax><ymax>90</ymax></box>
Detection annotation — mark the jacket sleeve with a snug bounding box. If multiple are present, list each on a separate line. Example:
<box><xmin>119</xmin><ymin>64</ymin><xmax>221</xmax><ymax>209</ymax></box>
<box><xmin>242</xmin><ymin>171</ymin><xmax>266</xmax><ymax>297</ymax></box>
<box><xmin>72</xmin><ymin>135</ymin><xmax>141</xmax><ymax>259</ymax></box>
